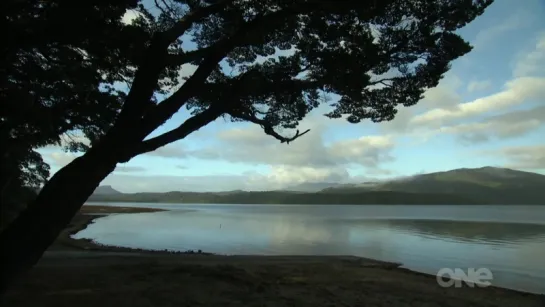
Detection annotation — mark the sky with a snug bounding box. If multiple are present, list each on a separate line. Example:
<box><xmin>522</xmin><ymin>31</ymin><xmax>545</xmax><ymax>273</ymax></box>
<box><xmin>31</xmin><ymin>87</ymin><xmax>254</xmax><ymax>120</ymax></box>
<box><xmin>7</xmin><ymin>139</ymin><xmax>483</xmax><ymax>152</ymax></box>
<box><xmin>38</xmin><ymin>0</ymin><xmax>545</xmax><ymax>192</ymax></box>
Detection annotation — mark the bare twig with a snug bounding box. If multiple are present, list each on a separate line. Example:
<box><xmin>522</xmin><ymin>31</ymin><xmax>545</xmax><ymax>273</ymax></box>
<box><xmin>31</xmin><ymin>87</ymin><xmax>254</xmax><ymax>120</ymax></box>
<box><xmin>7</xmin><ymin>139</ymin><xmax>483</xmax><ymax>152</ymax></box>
<box><xmin>369</xmin><ymin>77</ymin><xmax>397</xmax><ymax>87</ymax></box>
<box><xmin>161</xmin><ymin>0</ymin><xmax>179</xmax><ymax>18</ymax></box>
<box><xmin>154</xmin><ymin>0</ymin><xmax>176</xmax><ymax>22</ymax></box>
<box><xmin>164</xmin><ymin>46</ymin><xmax>213</xmax><ymax>66</ymax></box>
<box><xmin>162</xmin><ymin>0</ymin><xmax>235</xmax><ymax>41</ymax></box>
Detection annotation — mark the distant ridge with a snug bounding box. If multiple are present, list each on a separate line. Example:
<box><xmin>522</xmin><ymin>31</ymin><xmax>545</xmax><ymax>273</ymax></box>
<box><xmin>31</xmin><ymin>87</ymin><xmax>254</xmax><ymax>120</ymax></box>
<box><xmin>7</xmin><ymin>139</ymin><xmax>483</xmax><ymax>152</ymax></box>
<box><xmin>283</xmin><ymin>182</ymin><xmax>342</xmax><ymax>192</ymax></box>
<box><xmin>93</xmin><ymin>185</ymin><xmax>122</xmax><ymax>195</ymax></box>
<box><xmin>88</xmin><ymin>167</ymin><xmax>545</xmax><ymax>205</ymax></box>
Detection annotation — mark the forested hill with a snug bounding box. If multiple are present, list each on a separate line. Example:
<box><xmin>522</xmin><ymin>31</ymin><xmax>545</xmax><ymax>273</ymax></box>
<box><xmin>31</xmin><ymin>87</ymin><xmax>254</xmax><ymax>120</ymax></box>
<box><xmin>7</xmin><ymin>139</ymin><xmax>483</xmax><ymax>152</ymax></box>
<box><xmin>89</xmin><ymin>167</ymin><xmax>545</xmax><ymax>205</ymax></box>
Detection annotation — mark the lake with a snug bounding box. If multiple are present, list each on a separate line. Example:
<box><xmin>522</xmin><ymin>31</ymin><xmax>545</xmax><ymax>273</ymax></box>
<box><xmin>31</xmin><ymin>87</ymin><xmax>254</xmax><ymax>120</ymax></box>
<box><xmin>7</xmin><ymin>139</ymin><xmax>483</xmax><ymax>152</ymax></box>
<box><xmin>75</xmin><ymin>203</ymin><xmax>545</xmax><ymax>294</ymax></box>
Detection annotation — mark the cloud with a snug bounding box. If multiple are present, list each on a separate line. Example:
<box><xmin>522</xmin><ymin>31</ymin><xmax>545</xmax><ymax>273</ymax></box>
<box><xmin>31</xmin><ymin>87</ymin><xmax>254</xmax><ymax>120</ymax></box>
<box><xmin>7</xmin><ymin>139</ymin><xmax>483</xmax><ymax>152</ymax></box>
<box><xmin>121</xmin><ymin>10</ymin><xmax>143</xmax><ymax>25</ymax></box>
<box><xmin>472</xmin><ymin>8</ymin><xmax>536</xmax><ymax>49</ymax></box>
<box><xmin>246</xmin><ymin>166</ymin><xmax>351</xmax><ymax>190</ymax></box>
<box><xmin>192</xmin><ymin>123</ymin><xmax>395</xmax><ymax>170</ymax></box>
<box><xmin>438</xmin><ymin>105</ymin><xmax>545</xmax><ymax>144</ymax></box>
<box><xmin>48</xmin><ymin>152</ymin><xmax>79</xmax><ymax>167</ymax></box>
<box><xmin>100</xmin><ymin>174</ymin><xmax>269</xmax><ymax>193</ymax></box>
<box><xmin>411</xmin><ymin>77</ymin><xmax>545</xmax><ymax>128</ymax></box>
<box><xmin>390</xmin><ymin>33</ymin><xmax>545</xmax><ymax>146</ymax></box>
<box><xmin>514</xmin><ymin>32</ymin><xmax>545</xmax><ymax>77</ymax></box>
<box><xmin>379</xmin><ymin>74</ymin><xmax>464</xmax><ymax>133</ymax></box>
<box><xmin>143</xmin><ymin>144</ymin><xmax>187</xmax><ymax>158</ymax></box>
<box><xmin>467</xmin><ymin>80</ymin><xmax>492</xmax><ymax>92</ymax></box>
<box><xmin>328</xmin><ymin>136</ymin><xmax>395</xmax><ymax>167</ymax></box>
<box><xmin>488</xmin><ymin>145</ymin><xmax>545</xmax><ymax>170</ymax></box>
<box><xmin>114</xmin><ymin>165</ymin><xmax>147</xmax><ymax>173</ymax></box>
<box><xmin>207</xmin><ymin>125</ymin><xmax>334</xmax><ymax>167</ymax></box>
<box><xmin>163</xmin><ymin>107</ymin><xmax>398</xmax><ymax>188</ymax></box>
<box><xmin>169</xmin><ymin>64</ymin><xmax>199</xmax><ymax>93</ymax></box>
<box><xmin>40</xmin><ymin>133</ymin><xmax>91</xmax><ymax>152</ymax></box>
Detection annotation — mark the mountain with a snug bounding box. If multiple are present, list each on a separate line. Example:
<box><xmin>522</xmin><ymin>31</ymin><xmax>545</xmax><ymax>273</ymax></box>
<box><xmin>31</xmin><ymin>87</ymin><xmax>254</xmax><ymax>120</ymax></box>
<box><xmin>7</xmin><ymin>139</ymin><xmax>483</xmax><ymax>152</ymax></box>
<box><xmin>89</xmin><ymin>190</ymin><xmax>480</xmax><ymax>205</ymax></box>
<box><xmin>283</xmin><ymin>182</ymin><xmax>342</xmax><ymax>192</ymax></box>
<box><xmin>88</xmin><ymin>167</ymin><xmax>545</xmax><ymax>205</ymax></box>
<box><xmin>92</xmin><ymin>185</ymin><xmax>122</xmax><ymax>195</ymax></box>
<box><xmin>321</xmin><ymin>167</ymin><xmax>545</xmax><ymax>204</ymax></box>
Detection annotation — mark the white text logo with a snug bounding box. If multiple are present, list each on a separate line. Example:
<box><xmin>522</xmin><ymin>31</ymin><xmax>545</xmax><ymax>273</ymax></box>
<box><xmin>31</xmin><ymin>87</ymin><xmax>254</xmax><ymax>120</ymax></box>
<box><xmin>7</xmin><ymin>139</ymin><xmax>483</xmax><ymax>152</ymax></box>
<box><xmin>436</xmin><ymin>268</ymin><xmax>493</xmax><ymax>288</ymax></box>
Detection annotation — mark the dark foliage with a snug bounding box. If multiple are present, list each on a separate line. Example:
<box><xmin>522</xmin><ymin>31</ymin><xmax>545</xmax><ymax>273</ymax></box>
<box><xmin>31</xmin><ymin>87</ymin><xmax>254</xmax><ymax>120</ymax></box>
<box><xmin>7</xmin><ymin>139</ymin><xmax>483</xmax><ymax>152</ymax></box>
<box><xmin>0</xmin><ymin>0</ymin><xmax>156</xmax><ymax>222</ymax></box>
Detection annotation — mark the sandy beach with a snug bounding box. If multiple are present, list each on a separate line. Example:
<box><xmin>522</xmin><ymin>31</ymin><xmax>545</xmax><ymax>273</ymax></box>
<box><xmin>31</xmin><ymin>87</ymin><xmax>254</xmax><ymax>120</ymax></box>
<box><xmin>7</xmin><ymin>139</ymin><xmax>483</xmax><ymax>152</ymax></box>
<box><xmin>2</xmin><ymin>205</ymin><xmax>544</xmax><ymax>306</ymax></box>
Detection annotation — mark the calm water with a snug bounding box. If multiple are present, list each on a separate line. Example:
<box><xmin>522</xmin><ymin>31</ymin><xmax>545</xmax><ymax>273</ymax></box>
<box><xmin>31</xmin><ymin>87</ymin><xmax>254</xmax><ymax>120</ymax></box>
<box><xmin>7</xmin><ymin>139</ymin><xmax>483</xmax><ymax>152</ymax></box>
<box><xmin>76</xmin><ymin>203</ymin><xmax>545</xmax><ymax>294</ymax></box>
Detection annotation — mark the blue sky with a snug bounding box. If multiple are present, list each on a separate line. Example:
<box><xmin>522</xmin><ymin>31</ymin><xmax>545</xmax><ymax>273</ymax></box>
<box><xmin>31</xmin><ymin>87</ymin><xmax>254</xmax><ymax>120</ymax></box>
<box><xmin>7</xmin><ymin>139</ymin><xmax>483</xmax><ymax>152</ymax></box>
<box><xmin>39</xmin><ymin>0</ymin><xmax>545</xmax><ymax>192</ymax></box>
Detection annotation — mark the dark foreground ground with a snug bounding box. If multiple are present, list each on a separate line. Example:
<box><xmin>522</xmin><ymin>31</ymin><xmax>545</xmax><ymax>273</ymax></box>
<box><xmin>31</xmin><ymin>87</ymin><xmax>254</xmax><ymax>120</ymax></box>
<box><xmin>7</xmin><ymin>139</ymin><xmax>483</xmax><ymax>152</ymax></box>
<box><xmin>2</xmin><ymin>205</ymin><xmax>544</xmax><ymax>307</ymax></box>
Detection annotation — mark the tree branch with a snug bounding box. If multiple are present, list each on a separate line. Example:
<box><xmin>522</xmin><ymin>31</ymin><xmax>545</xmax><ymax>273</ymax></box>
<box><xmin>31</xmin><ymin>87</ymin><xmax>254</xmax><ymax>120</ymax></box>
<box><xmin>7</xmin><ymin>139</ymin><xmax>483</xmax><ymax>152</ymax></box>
<box><xmin>369</xmin><ymin>77</ymin><xmax>397</xmax><ymax>87</ymax></box>
<box><xmin>229</xmin><ymin>111</ymin><xmax>310</xmax><ymax>145</ymax></box>
<box><xmin>112</xmin><ymin>0</ymin><xmax>234</xmax><ymax>131</ymax></box>
<box><xmin>154</xmin><ymin>0</ymin><xmax>176</xmax><ymax>22</ymax></box>
<box><xmin>136</xmin><ymin>0</ymin><xmax>361</xmax><ymax>140</ymax></box>
<box><xmin>112</xmin><ymin>34</ymin><xmax>170</xmax><ymax>130</ymax></box>
<box><xmin>161</xmin><ymin>0</ymin><xmax>178</xmax><ymax>18</ymax></box>
<box><xmin>136</xmin><ymin>11</ymin><xmax>284</xmax><ymax>138</ymax></box>
<box><xmin>164</xmin><ymin>46</ymin><xmax>213</xmax><ymax>66</ymax></box>
<box><xmin>161</xmin><ymin>0</ymin><xmax>235</xmax><ymax>42</ymax></box>
<box><xmin>120</xmin><ymin>105</ymin><xmax>224</xmax><ymax>161</ymax></box>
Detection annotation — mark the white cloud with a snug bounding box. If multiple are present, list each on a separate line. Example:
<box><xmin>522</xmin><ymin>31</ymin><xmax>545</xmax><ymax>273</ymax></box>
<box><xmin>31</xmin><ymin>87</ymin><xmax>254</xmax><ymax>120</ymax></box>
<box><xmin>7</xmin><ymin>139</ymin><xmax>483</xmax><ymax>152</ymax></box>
<box><xmin>121</xmin><ymin>10</ymin><xmax>143</xmax><ymax>25</ymax></box>
<box><xmin>411</xmin><ymin>77</ymin><xmax>545</xmax><ymax>128</ymax></box>
<box><xmin>439</xmin><ymin>120</ymin><xmax>542</xmax><ymax>145</ymax></box>
<box><xmin>171</xmin><ymin>64</ymin><xmax>199</xmax><ymax>92</ymax></box>
<box><xmin>169</xmin><ymin>109</ymin><xmax>398</xmax><ymax>188</ymax></box>
<box><xmin>467</xmin><ymin>80</ymin><xmax>492</xmax><ymax>92</ymax></box>
<box><xmin>114</xmin><ymin>165</ymin><xmax>147</xmax><ymax>173</ymax></box>
<box><xmin>487</xmin><ymin>145</ymin><xmax>545</xmax><ymax>170</ymax></box>
<box><xmin>144</xmin><ymin>144</ymin><xmax>187</xmax><ymax>158</ymax></box>
<box><xmin>514</xmin><ymin>32</ymin><xmax>545</xmax><ymax>77</ymax></box>
<box><xmin>192</xmin><ymin>124</ymin><xmax>395</xmax><ymax>170</ymax></box>
<box><xmin>375</xmin><ymin>31</ymin><xmax>545</xmax><ymax>161</ymax></box>
<box><xmin>101</xmin><ymin>174</ymin><xmax>255</xmax><ymax>193</ymax></box>
<box><xmin>40</xmin><ymin>133</ymin><xmax>91</xmax><ymax>151</ymax></box>
<box><xmin>328</xmin><ymin>136</ymin><xmax>395</xmax><ymax>167</ymax></box>
<box><xmin>247</xmin><ymin>165</ymin><xmax>350</xmax><ymax>190</ymax></box>
<box><xmin>472</xmin><ymin>8</ymin><xmax>537</xmax><ymax>50</ymax></box>
<box><xmin>379</xmin><ymin>74</ymin><xmax>464</xmax><ymax>133</ymax></box>
<box><xmin>48</xmin><ymin>152</ymin><xmax>79</xmax><ymax>167</ymax></box>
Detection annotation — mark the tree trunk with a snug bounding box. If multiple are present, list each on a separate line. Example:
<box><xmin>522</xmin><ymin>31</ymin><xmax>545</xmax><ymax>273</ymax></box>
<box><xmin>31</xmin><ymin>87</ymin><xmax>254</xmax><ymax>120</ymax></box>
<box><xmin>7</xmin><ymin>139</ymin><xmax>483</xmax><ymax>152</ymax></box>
<box><xmin>0</xmin><ymin>144</ymin><xmax>118</xmax><ymax>294</ymax></box>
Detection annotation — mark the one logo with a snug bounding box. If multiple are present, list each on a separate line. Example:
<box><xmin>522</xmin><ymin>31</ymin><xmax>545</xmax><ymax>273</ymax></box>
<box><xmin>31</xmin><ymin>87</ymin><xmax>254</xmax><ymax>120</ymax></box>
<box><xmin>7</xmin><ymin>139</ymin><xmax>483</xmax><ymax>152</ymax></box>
<box><xmin>436</xmin><ymin>268</ymin><xmax>493</xmax><ymax>288</ymax></box>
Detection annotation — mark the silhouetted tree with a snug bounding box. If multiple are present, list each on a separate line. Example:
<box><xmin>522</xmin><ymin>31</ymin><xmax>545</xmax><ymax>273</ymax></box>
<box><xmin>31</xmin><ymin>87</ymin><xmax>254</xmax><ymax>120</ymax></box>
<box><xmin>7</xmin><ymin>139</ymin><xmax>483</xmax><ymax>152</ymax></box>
<box><xmin>0</xmin><ymin>0</ymin><xmax>493</xmax><ymax>292</ymax></box>
<box><xmin>0</xmin><ymin>0</ymin><xmax>163</xmax><ymax>227</ymax></box>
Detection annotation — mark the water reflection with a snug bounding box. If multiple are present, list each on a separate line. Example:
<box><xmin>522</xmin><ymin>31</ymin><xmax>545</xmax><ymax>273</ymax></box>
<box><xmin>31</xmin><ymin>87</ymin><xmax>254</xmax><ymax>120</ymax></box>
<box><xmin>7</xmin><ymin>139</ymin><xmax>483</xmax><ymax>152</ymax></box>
<box><xmin>361</xmin><ymin>219</ymin><xmax>545</xmax><ymax>245</ymax></box>
<box><xmin>75</xmin><ymin>205</ymin><xmax>545</xmax><ymax>293</ymax></box>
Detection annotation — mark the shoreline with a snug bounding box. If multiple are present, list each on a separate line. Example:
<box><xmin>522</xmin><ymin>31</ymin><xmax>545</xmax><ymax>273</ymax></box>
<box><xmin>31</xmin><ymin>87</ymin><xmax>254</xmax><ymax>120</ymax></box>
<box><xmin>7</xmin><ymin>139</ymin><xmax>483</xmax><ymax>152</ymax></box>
<box><xmin>52</xmin><ymin>205</ymin><xmax>211</xmax><ymax>255</ymax></box>
<box><xmin>88</xmin><ymin>200</ymin><xmax>545</xmax><ymax>205</ymax></box>
<box><xmin>4</xmin><ymin>205</ymin><xmax>543</xmax><ymax>306</ymax></box>
<box><xmin>56</xmin><ymin>206</ymin><xmax>545</xmax><ymax>296</ymax></box>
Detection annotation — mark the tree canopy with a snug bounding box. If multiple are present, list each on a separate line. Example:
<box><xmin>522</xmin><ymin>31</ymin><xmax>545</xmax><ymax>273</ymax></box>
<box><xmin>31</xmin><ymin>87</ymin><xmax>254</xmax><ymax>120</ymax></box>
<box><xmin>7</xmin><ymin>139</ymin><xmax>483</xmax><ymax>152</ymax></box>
<box><xmin>88</xmin><ymin>0</ymin><xmax>493</xmax><ymax>163</ymax></box>
<box><xmin>1</xmin><ymin>0</ymin><xmax>494</xmax><ymax>179</ymax></box>
<box><xmin>0</xmin><ymin>0</ymin><xmax>150</xmax><ymax>223</ymax></box>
